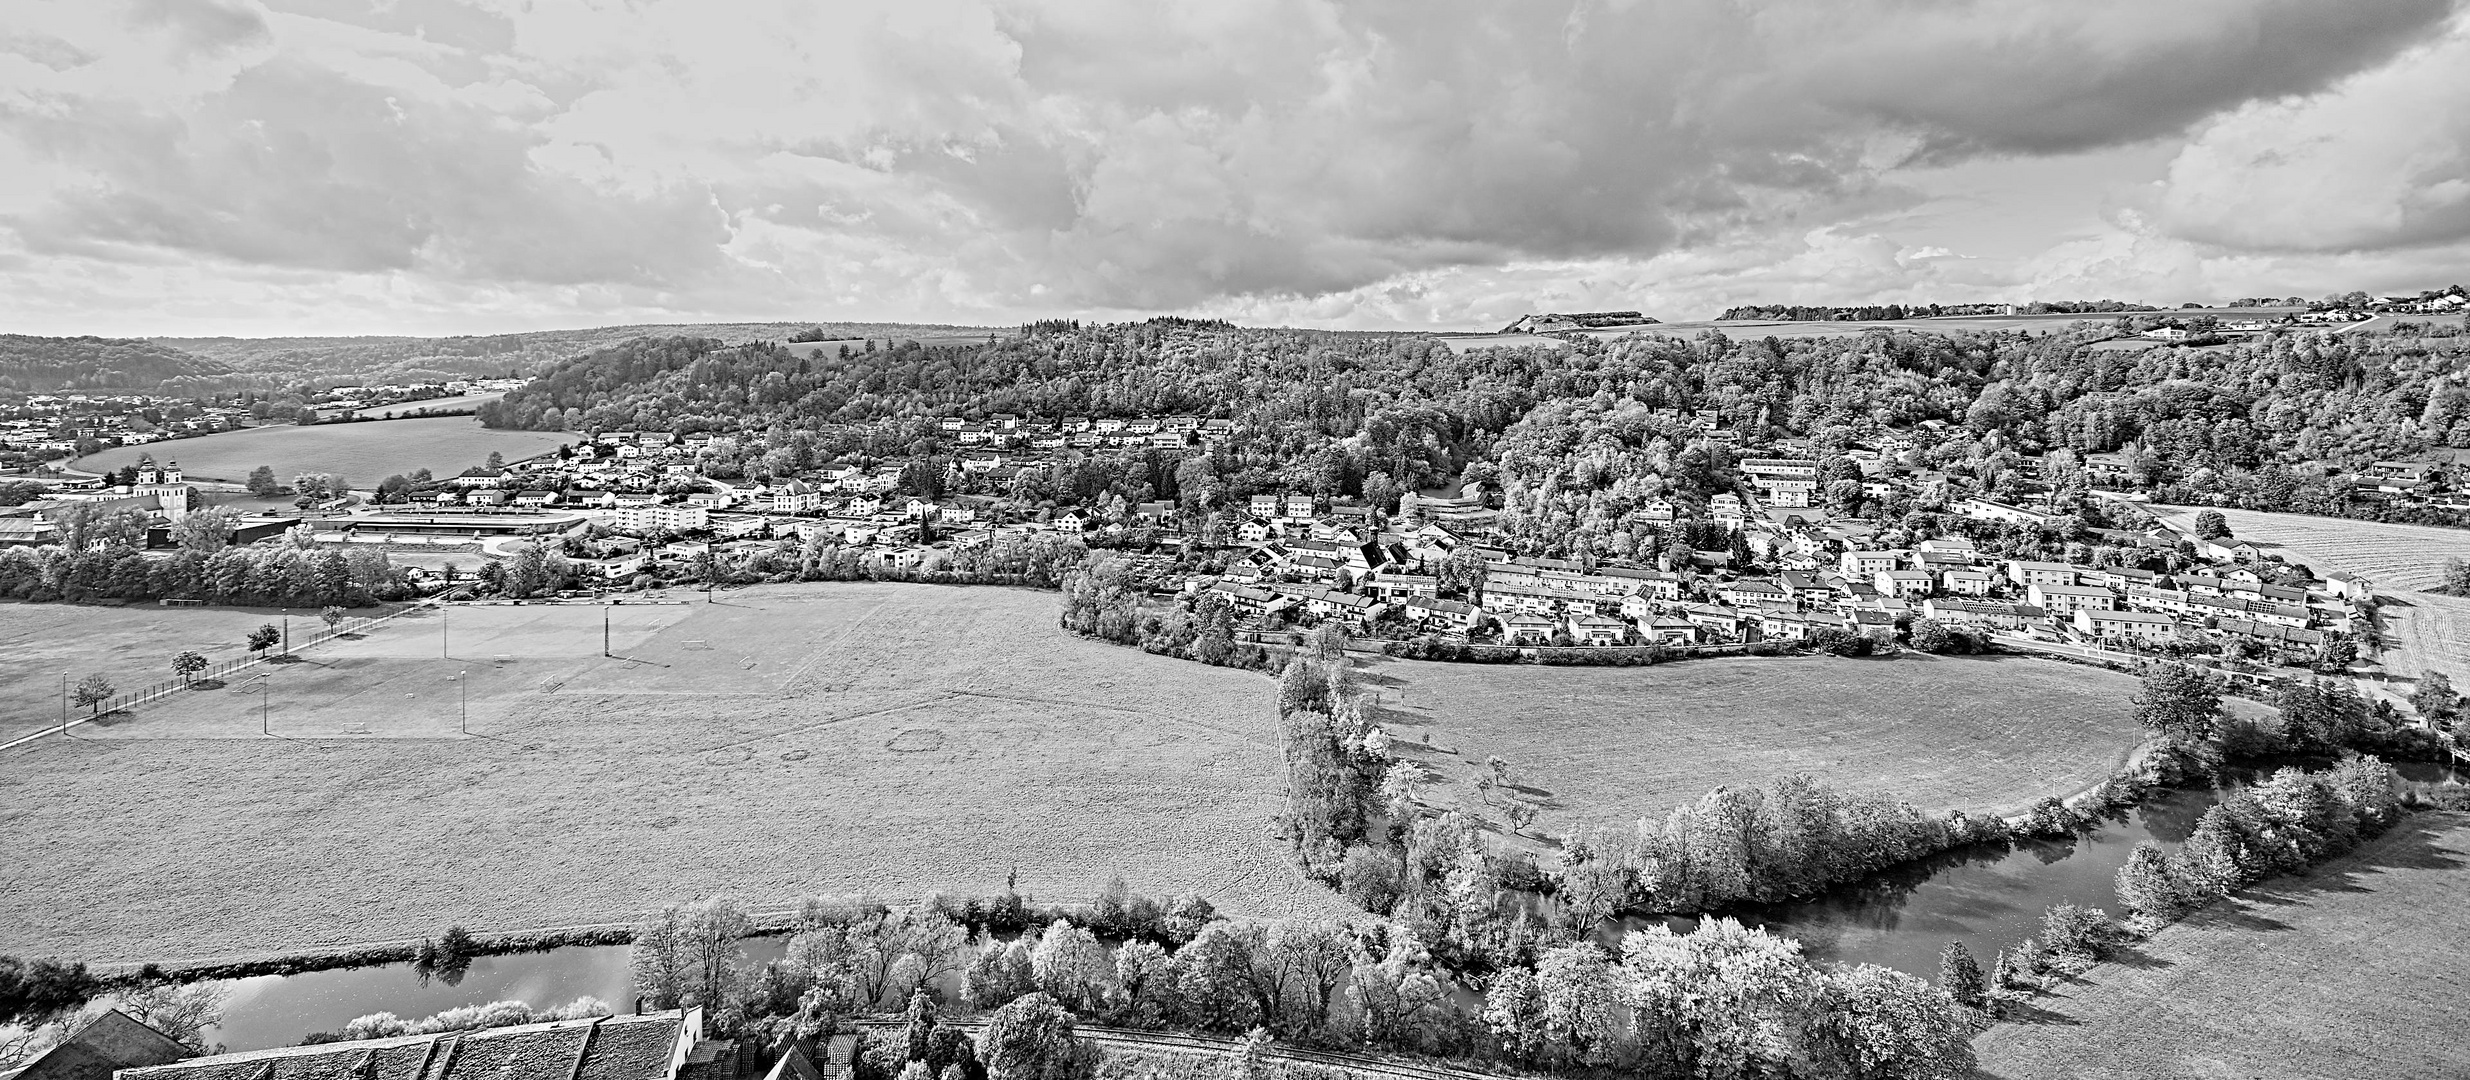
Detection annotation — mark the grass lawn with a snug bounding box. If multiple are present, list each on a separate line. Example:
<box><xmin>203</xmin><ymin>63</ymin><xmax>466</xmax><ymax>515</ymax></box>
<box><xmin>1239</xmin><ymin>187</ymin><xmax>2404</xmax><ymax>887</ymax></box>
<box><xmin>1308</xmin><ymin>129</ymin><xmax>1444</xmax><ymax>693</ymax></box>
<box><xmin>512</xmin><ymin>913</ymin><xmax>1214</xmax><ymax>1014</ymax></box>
<box><xmin>1972</xmin><ymin>812</ymin><xmax>2470</xmax><ymax>1080</ymax></box>
<box><xmin>0</xmin><ymin>601</ymin><xmax>319</xmax><ymax>742</ymax></box>
<box><xmin>74</xmin><ymin>417</ymin><xmax>573</xmax><ymax>486</ymax></box>
<box><xmin>0</xmin><ymin>583</ymin><xmax>1328</xmax><ymax>964</ymax></box>
<box><xmin>2149</xmin><ymin>505</ymin><xmax>2470</xmax><ymax>685</ymax></box>
<box><xmin>1362</xmin><ymin>651</ymin><xmax>2151</xmax><ymax>838</ymax></box>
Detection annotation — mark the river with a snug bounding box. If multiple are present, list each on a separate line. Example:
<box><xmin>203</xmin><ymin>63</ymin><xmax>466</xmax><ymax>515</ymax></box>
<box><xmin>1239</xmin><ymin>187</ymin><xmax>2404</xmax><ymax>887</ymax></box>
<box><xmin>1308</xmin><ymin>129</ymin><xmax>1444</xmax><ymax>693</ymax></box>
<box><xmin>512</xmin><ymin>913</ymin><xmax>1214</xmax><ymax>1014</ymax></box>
<box><xmin>194</xmin><ymin>764</ymin><xmax>2462</xmax><ymax>1051</ymax></box>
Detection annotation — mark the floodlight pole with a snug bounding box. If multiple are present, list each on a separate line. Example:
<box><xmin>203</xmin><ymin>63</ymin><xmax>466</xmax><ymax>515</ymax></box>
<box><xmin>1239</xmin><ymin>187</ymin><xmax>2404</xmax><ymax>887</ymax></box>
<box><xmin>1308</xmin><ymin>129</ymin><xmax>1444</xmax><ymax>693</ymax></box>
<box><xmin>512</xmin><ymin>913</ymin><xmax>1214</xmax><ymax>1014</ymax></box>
<box><xmin>460</xmin><ymin>670</ymin><xmax>469</xmax><ymax>734</ymax></box>
<box><xmin>604</xmin><ymin>604</ymin><xmax>611</xmax><ymax>657</ymax></box>
<box><xmin>441</xmin><ymin>601</ymin><xmax>449</xmax><ymax>659</ymax></box>
<box><xmin>260</xmin><ymin>672</ymin><xmax>270</xmax><ymax>735</ymax></box>
<box><xmin>61</xmin><ymin>672</ymin><xmax>68</xmax><ymax>736</ymax></box>
<box><xmin>281</xmin><ymin>609</ymin><xmax>290</xmax><ymax>657</ymax></box>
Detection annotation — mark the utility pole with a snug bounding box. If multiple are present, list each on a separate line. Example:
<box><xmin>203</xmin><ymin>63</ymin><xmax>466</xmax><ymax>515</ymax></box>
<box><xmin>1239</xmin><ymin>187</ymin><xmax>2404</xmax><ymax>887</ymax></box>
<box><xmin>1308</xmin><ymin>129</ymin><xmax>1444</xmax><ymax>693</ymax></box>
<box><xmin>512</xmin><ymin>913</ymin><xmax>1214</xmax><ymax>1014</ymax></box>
<box><xmin>441</xmin><ymin>602</ymin><xmax>449</xmax><ymax>659</ymax></box>
<box><xmin>604</xmin><ymin>603</ymin><xmax>611</xmax><ymax>658</ymax></box>
<box><xmin>459</xmin><ymin>670</ymin><xmax>469</xmax><ymax>734</ymax></box>
<box><xmin>259</xmin><ymin>671</ymin><xmax>270</xmax><ymax>736</ymax></box>
<box><xmin>281</xmin><ymin>609</ymin><xmax>290</xmax><ymax>657</ymax></box>
<box><xmin>61</xmin><ymin>672</ymin><xmax>68</xmax><ymax>736</ymax></box>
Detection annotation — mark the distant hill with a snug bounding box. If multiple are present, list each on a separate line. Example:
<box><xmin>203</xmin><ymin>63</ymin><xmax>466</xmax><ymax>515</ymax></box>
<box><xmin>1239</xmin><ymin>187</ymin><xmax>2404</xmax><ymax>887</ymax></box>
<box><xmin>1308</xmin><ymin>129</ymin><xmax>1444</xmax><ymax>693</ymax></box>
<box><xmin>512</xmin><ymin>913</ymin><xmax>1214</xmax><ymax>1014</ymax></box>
<box><xmin>1716</xmin><ymin>300</ymin><xmax>2159</xmax><ymax>321</ymax></box>
<box><xmin>155</xmin><ymin>321</ymin><xmax>997</xmax><ymax>388</ymax></box>
<box><xmin>0</xmin><ymin>334</ymin><xmax>236</xmax><ymax>394</ymax></box>
<box><xmin>1497</xmin><ymin>311</ymin><xmax>1660</xmax><ymax>334</ymax></box>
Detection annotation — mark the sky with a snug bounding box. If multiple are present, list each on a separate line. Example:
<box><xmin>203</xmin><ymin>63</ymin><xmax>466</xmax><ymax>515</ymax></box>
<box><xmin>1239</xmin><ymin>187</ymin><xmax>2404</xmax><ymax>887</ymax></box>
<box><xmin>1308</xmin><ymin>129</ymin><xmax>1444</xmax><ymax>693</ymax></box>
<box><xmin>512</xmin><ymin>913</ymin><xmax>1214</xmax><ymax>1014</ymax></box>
<box><xmin>3</xmin><ymin>0</ymin><xmax>2469</xmax><ymax>338</ymax></box>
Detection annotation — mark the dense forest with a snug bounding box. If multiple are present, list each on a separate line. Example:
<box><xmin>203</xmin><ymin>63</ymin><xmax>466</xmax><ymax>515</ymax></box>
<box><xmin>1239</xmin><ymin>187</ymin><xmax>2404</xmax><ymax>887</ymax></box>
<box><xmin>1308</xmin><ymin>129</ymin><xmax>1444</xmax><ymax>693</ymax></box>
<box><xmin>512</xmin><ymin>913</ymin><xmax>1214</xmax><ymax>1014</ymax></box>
<box><xmin>476</xmin><ymin>317</ymin><xmax>2470</xmax><ymax>539</ymax></box>
<box><xmin>0</xmin><ymin>335</ymin><xmax>236</xmax><ymax>394</ymax></box>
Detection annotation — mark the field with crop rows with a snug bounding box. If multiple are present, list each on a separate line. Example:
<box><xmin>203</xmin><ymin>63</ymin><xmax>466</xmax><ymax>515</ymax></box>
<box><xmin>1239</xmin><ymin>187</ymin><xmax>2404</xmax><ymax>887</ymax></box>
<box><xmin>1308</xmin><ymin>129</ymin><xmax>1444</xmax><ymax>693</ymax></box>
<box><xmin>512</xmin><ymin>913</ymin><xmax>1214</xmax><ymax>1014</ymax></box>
<box><xmin>75</xmin><ymin>417</ymin><xmax>572</xmax><ymax>486</ymax></box>
<box><xmin>1973</xmin><ymin>813</ymin><xmax>2470</xmax><ymax>1080</ymax></box>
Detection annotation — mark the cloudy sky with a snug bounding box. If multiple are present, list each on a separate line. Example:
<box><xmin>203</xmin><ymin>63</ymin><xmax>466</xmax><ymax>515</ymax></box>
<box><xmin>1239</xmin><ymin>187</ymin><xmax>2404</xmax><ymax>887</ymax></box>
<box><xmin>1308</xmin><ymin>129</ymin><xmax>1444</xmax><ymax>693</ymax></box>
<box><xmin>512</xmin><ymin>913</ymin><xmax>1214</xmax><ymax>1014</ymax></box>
<box><xmin>4</xmin><ymin>0</ymin><xmax>2469</xmax><ymax>337</ymax></box>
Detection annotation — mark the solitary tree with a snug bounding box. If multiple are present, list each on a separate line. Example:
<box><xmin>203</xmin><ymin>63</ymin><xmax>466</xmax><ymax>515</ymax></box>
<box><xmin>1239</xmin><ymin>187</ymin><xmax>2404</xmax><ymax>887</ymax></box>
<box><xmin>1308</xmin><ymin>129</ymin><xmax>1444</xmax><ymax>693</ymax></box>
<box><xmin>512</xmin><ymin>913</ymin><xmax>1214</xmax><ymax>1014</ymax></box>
<box><xmin>320</xmin><ymin>606</ymin><xmax>348</xmax><ymax>634</ymax></box>
<box><xmin>2191</xmin><ymin>509</ymin><xmax>2231</xmax><ymax>540</ymax></box>
<box><xmin>2411</xmin><ymin>670</ymin><xmax>2461</xmax><ymax>723</ymax></box>
<box><xmin>975</xmin><ymin>993</ymin><xmax>1095</xmax><ymax>1080</ymax></box>
<box><xmin>72</xmin><ymin>673</ymin><xmax>114</xmax><ymax>717</ymax></box>
<box><xmin>247</xmin><ymin>624</ymin><xmax>281</xmax><ymax>658</ymax></box>
<box><xmin>171</xmin><ymin>651</ymin><xmax>208</xmax><ymax>686</ymax></box>
<box><xmin>1503</xmin><ymin>799</ymin><xmax>1538</xmax><ymax>837</ymax></box>
<box><xmin>2133</xmin><ymin>662</ymin><xmax>2223</xmax><ymax>743</ymax></box>
<box><xmin>1936</xmin><ymin>941</ymin><xmax>1985</xmax><ymax>1009</ymax></box>
<box><xmin>245</xmin><ymin>465</ymin><xmax>280</xmax><ymax>498</ymax></box>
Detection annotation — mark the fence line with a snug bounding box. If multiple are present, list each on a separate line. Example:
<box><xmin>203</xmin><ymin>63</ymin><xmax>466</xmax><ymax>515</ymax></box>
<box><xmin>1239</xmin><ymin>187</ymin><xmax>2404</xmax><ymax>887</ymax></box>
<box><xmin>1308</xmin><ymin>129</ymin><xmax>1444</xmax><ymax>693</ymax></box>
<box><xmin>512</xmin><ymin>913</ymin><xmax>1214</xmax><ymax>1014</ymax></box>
<box><xmin>7</xmin><ymin>601</ymin><xmax>444</xmax><ymax>750</ymax></box>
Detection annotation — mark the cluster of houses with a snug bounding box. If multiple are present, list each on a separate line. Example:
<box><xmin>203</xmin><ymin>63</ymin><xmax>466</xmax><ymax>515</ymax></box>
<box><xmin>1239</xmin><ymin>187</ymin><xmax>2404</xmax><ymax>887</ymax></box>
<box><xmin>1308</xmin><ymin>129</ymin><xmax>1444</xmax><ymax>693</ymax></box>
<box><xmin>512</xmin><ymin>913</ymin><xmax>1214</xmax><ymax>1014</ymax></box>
<box><xmin>1</xmin><ymin>395</ymin><xmax>255</xmax><ymax>462</ymax></box>
<box><xmin>1191</xmin><ymin>503</ymin><xmax>2374</xmax><ymax>662</ymax></box>
<box><xmin>933</xmin><ymin>412</ymin><xmax>1237</xmax><ymax>451</ymax></box>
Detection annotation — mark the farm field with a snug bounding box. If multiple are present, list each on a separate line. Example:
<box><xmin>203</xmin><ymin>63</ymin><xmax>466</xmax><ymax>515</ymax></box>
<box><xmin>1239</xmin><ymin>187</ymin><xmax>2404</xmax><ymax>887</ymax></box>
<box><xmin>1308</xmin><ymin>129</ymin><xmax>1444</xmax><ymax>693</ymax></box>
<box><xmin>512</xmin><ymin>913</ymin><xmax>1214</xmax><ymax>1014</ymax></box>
<box><xmin>0</xmin><ymin>601</ymin><xmax>320</xmax><ymax>742</ymax></box>
<box><xmin>1363</xmin><ymin>652</ymin><xmax>2154</xmax><ymax>832</ymax></box>
<box><xmin>74</xmin><ymin>417</ymin><xmax>573</xmax><ymax>486</ymax></box>
<box><xmin>2149</xmin><ymin>505</ymin><xmax>2470</xmax><ymax>684</ymax></box>
<box><xmin>351</xmin><ymin>392</ymin><xmax>503</xmax><ymax>419</ymax></box>
<box><xmin>1972</xmin><ymin>812</ymin><xmax>2470</xmax><ymax>1080</ymax></box>
<box><xmin>0</xmin><ymin>584</ymin><xmax>1326</xmax><ymax>964</ymax></box>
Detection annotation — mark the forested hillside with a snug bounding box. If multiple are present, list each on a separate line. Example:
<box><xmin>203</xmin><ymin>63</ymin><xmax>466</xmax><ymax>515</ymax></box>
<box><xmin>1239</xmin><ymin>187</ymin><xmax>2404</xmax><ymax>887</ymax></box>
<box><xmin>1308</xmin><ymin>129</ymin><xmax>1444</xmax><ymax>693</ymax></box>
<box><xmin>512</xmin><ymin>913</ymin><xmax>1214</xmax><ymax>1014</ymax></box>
<box><xmin>478</xmin><ymin>317</ymin><xmax>2470</xmax><ymax>543</ymax></box>
<box><xmin>0</xmin><ymin>335</ymin><xmax>236</xmax><ymax>394</ymax></box>
<box><xmin>154</xmin><ymin>321</ymin><xmax>991</xmax><ymax>387</ymax></box>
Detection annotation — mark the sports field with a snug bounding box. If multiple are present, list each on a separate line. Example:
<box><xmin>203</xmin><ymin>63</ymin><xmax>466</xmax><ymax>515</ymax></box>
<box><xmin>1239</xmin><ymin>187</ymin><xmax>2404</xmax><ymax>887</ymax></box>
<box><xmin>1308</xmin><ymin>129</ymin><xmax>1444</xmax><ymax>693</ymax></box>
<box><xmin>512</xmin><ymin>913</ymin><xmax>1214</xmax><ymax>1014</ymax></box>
<box><xmin>1364</xmin><ymin>651</ymin><xmax>2151</xmax><ymax>833</ymax></box>
<box><xmin>1972</xmin><ymin>812</ymin><xmax>2470</xmax><ymax>1080</ymax></box>
<box><xmin>0</xmin><ymin>584</ymin><xmax>1324</xmax><ymax>964</ymax></box>
<box><xmin>75</xmin><ymin>417</ymin><xmax>572</xmax><ymax>486</ymax></box>
<box><xmin>2150</xmin><ymin>505</ymin><xmax>2470</xmax><ymax>684</ymax></box>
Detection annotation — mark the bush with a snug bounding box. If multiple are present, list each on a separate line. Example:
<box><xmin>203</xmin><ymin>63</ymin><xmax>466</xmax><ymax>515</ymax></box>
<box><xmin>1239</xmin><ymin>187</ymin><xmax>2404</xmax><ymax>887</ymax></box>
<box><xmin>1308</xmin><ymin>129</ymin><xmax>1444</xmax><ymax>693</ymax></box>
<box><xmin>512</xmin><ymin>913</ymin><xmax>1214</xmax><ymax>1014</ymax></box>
<box><xmin>2037</xmin><ymin>904</ymin><xmax>2115</xmax><ymax>971</ymax></box>
<box><xmin>1337</xmin><ymin>845</ymin><xmax>1404</xmax><ymax>914</ymax></box>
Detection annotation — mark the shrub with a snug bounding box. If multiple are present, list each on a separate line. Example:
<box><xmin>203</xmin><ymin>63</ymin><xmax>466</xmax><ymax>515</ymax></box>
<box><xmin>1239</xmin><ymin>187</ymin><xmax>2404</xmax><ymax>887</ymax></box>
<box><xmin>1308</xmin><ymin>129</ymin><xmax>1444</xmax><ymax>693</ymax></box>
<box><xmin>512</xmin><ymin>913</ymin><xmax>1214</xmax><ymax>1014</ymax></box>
<box><xmin>2037</xmin><ymin>904</ymin><xmax>2115</xmax><ymax>971</ymax></box>
<box><xmin>1338</xmin><ymin>845</ymin><xmax>1405</xmax><ymax>914</ymax></box>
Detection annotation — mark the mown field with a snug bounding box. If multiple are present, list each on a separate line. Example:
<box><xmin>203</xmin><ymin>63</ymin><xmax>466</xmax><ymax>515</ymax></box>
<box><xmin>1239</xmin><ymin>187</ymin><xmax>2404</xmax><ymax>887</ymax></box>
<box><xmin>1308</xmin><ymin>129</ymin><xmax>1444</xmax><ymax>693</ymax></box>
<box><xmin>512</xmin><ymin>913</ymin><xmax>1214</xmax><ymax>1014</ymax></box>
<box><xmin>0</xmin><ymin>584</ymin><xmax>2176</xmax><ymax>965</ymax></box>
<box><xmin>0</xmin><ymin>584</ymin><xmax>1322</xmax><ymax>963</ymax></box>
<box><xmin>0</xmin><ymin>601</ymin><xmax>313</xmax><ymax>742</ymax></box>
<box><xmin>2150</xmin><ymin>505</ymin><xmax>2470</xmax><ymax>684</ymax></box>
<box><xmin>1972</xmin><ymin>812</ymin><xmax>2470</xmax><ymax>1080</ymax></box>
<box><xmin>75</xmin><ymin>417</ymin><xmax>572</xmax><ymax>485</ymax></box>
<box><xmin>1364</xmin><ymin>651</ymin><xmax>2152</xmax><ymax>833</ymax></box>
<box><xmin>352</xmin><ymin>392</ymin><xmax>504</xmax><ymax>419</ymax></box>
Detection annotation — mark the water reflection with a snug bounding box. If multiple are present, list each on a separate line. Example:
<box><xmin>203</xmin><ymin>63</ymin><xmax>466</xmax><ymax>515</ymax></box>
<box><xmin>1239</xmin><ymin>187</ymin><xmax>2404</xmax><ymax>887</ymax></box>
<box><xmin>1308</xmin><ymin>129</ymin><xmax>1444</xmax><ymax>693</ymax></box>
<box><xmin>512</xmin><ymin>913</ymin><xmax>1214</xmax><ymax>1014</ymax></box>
<box><xmin>201</xmin><ymin>940</ymin><xmax>787</xmax><ymax>1053</ymax></box>
<box><xmin>198</xmin><ymin>764</ymin><xmax>2462</xmax><ymax>1046</ymax></box>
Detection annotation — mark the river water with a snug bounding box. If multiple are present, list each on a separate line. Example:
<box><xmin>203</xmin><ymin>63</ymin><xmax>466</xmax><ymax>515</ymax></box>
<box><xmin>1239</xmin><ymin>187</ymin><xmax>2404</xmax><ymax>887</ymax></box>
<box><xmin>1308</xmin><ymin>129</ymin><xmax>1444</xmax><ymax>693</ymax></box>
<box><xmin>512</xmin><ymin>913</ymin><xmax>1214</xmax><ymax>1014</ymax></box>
<box><xmin>196</xmin><ymin>765</ymin><xmax>2462</xmax><ymax>1051</ymax></box>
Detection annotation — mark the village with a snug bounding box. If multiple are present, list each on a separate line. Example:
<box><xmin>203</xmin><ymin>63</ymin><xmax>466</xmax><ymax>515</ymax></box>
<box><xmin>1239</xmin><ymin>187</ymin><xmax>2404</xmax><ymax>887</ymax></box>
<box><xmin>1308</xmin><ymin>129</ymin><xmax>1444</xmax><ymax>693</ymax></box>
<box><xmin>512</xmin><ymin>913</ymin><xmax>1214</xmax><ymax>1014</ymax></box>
<box><xmin>3</xmin><ymin>399</ymin><xmax>2417</xmax><ymax>696</ymax></box>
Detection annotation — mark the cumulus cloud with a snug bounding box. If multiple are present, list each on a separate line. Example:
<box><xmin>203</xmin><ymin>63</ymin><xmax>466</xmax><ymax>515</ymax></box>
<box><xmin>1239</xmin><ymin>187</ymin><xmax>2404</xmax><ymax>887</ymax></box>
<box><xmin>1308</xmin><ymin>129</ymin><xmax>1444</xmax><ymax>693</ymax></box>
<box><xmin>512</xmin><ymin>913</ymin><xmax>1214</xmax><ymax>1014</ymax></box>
<box><xmin>0</xmin><ymin>0</ymin><xmax>2461</xmax><ymax>333</ymax></box>
<box><xmin>2154</xmin><ymin>11</ymin><xmax>2470</xmax><ymax>252</ymax></box>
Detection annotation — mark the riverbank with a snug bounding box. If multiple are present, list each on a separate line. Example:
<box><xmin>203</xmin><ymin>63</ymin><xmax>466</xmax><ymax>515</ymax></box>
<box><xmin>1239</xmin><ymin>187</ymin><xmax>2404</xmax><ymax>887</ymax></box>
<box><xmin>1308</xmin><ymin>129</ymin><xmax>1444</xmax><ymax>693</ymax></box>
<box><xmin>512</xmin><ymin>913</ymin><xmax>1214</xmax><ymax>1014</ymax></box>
<box><xmin>1973</xmin><ymin>810</ymin><xmax>2470</xmax><ymax>1079</ymax></box>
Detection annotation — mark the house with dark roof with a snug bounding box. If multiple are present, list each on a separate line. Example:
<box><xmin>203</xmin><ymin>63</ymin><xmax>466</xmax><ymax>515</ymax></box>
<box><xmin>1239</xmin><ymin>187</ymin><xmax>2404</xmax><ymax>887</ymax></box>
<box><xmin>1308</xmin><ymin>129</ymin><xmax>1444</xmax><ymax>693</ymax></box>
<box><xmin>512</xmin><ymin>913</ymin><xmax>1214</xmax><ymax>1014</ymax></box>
<box><xmin>5</xmin><ymin>1011</ymin><xmax>190</xmax><ymax>1080</ymax></box>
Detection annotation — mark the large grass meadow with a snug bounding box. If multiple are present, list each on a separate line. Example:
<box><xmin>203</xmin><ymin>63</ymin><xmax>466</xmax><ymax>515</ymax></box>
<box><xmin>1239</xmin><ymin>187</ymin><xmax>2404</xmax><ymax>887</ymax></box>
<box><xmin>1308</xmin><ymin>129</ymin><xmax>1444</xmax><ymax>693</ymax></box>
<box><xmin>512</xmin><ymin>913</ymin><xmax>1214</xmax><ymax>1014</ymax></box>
<box><xmin>75</xmin><ymin>417</ymin><xmax>573</xmax><ymax>485</ymax></box>
<box><xmin>0</xmin><ymin>582</ymin><xmax>2171</xmax><ymax>964</ymax></box>
<box><xmin>1366</xmin><ymin>651</ymin><xmax>2151</xmax><ymax>835</ymax></box>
